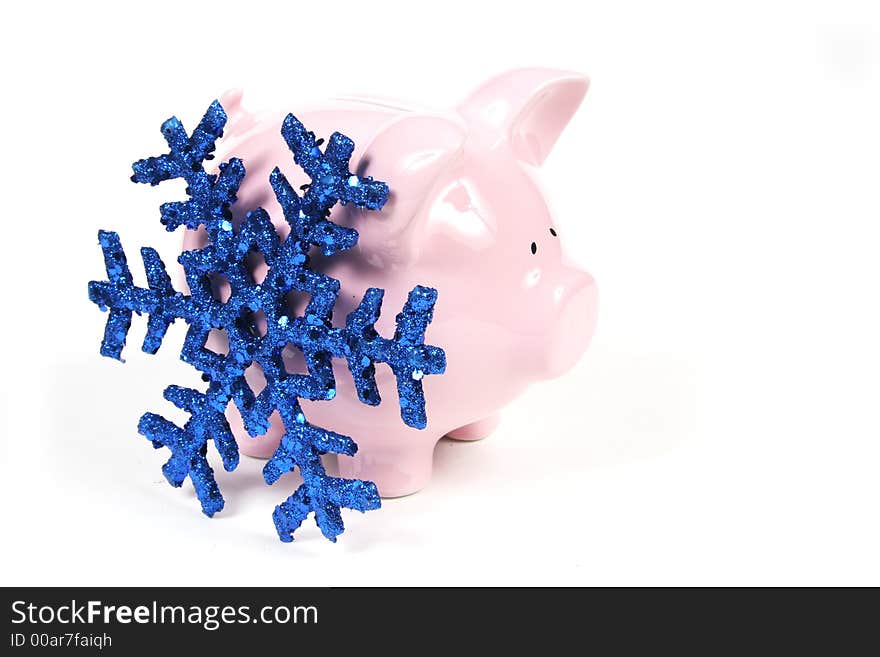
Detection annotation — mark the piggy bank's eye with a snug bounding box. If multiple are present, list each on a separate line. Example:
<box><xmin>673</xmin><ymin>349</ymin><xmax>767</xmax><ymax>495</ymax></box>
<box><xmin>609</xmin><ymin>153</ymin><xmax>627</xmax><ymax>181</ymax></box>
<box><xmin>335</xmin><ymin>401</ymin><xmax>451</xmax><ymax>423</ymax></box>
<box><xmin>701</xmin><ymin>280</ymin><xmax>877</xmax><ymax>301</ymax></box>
<box><xmin>549</xmin><ymin>227</ymin><xmax>557</xmax><ymax>236</ymax></box>
<box><xmin>530</xmin><ymin>242</ymin><xmax>537</xmax><ymax>255</ymax></box>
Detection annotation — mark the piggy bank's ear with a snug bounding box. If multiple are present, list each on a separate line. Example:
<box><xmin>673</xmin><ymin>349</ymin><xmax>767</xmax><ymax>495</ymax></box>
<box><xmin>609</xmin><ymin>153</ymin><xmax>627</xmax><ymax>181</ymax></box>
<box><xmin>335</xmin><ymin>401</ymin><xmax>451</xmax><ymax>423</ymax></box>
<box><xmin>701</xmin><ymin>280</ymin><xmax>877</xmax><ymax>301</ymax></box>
<box><xmin>457</xmin><ymin>68</ymin><xmax>588</xmax><ymax>166</ymax></box>
<box><xmin>354</xmin><ymin>112</ymin><xmax>466</xmax><ymax>263</ymax></box>
<box><xmin>359</xmin><ymin>112</ymin><xmax>466</xmax><ymax>219</ymax></box>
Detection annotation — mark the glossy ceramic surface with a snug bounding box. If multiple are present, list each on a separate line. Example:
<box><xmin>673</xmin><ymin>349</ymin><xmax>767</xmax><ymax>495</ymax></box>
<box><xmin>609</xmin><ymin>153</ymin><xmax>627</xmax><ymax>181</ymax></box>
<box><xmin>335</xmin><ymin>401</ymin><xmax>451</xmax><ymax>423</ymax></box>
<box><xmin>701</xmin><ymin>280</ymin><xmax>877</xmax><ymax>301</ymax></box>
<box><xmin>183</xmin><ymin>68</ymin><xmax>598</xmax><ymax>496</ymax></box>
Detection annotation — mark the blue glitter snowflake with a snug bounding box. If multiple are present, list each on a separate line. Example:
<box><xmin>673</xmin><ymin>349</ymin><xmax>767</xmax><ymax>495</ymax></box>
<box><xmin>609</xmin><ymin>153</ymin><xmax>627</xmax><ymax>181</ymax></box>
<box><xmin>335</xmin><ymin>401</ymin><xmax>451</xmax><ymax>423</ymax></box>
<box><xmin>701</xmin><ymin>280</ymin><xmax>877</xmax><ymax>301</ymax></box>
<box><xmin>88</xmin><ymin>101</ymin><xmax>446</xmax><ymax>542</ymax></box>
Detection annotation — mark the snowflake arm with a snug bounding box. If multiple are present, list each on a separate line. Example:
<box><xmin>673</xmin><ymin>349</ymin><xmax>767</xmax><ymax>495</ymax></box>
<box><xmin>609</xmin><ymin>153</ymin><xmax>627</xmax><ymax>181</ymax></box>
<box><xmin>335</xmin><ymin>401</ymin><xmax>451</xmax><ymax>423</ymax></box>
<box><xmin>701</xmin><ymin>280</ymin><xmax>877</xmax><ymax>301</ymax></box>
<box><xmin>130</xmin><ymin>100</ymin><xmax>244</xmax><ymax>239</ymax></box>
<box><xmin>263</xmin><ymin>420</ymin><xmax>380</xmax><ymax>543</ymax></box>
<box><xmin>271</xmin><ymin>113</ymin><xmax>388</xmax><ymax>257</ymax></box>
<box><xmin>137</xmin><ymin>384</ymin><xmax>238</xmax><ymax>517</ymax></box>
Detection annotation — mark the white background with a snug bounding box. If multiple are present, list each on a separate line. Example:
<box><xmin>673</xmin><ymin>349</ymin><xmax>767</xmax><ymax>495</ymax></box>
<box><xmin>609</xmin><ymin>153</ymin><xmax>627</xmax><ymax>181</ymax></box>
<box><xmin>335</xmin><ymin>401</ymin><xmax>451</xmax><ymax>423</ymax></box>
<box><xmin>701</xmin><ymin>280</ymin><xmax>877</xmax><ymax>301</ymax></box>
<box><xmin>1</xmin><ymin>0</ymin><xmax>878</xmax><ymax>586</ymax></box>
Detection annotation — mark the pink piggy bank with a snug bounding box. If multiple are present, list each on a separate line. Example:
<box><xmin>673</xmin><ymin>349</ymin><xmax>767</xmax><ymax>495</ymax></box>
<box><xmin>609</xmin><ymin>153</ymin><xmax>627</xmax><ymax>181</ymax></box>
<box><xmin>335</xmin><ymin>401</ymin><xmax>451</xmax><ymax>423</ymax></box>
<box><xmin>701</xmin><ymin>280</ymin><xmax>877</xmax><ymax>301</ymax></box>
<box><xmin>185</xmin><ymin>68</ymin><xmax>598</xmax><ymax>497</ymax></box>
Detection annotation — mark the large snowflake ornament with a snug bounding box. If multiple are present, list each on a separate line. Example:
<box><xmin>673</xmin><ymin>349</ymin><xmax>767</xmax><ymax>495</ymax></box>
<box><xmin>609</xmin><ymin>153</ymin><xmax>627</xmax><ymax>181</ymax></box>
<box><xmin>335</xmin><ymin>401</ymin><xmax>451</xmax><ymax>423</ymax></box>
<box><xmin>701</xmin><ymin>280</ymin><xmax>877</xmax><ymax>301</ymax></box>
<box><xmin>88</xmin><ymin>101</ymin><xmax>446</xmax><ymax>542</ymax></box>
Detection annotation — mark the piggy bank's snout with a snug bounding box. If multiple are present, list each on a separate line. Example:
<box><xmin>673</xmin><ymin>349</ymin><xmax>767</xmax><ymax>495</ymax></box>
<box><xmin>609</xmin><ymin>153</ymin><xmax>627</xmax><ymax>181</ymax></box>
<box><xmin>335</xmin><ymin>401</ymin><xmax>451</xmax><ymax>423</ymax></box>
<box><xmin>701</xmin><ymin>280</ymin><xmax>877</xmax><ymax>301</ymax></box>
<box><xmin>543</xmin><ymin>269</ymin><xmax>598</xmax><ymax>379</ymax></box>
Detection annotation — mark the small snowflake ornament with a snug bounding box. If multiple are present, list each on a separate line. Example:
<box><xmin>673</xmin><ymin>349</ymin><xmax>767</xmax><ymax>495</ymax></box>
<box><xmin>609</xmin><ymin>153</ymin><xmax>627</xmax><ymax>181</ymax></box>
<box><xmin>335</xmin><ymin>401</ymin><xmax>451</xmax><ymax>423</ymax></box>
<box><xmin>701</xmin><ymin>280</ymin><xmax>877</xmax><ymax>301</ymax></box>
<box><xmin>89</xmin><ymin>101</ymin><xmax>446</xmax><ymax>542</ymax></box>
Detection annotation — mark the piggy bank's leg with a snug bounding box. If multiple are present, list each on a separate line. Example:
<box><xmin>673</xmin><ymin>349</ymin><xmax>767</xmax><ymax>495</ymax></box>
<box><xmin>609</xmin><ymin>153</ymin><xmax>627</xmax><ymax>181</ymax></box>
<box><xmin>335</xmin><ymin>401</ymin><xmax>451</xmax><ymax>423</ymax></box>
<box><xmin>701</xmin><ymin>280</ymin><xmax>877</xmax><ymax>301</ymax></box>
<box><xmin>445</xmin><ymin>413</ymin><xmax>501</xmax><ymax>442</ymax></box>
<box><xmin>336</xmin><ymin>433</ymin><xmax>439</xmax><ymax>498</ymax></box>
<box><xmin>226</xmin><ymin>406</ymin><xmax>285</xmax><ymax>459</ymax></box>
